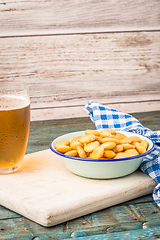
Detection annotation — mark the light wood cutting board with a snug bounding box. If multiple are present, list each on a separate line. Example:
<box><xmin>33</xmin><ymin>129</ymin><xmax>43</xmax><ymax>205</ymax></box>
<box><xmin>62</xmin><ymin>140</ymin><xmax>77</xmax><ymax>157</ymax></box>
<box><xmin>0</xmin><ymin>149</ymin><xmax>156</xmax><ymax>227</ymax></box>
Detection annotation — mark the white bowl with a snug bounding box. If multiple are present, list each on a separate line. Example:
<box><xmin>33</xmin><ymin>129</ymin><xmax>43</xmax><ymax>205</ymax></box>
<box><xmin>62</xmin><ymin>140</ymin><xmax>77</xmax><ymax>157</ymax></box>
<box><xmin>50</xmin><ymin>131</ymin><xmax>154</xmax><ymax>179</ymax></box>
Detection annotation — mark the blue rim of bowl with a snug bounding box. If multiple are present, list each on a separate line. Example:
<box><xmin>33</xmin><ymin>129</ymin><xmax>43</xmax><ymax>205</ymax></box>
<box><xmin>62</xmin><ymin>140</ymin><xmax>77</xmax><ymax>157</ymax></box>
<box><xmin>50</xmin><ymin>137</ymin><xmax>155</xmax><ymax>162</ymax></box>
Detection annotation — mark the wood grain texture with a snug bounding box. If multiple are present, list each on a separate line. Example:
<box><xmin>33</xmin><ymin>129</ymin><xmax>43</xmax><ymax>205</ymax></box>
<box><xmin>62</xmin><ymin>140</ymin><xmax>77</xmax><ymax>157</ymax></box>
<box><xmin>0</xmin><ymin>0</ymin><xmax>160</xmax><ymax>36</ymax></box>
<box><xmin>0</xmin><ymin>31</ymin><xmax>160</xmax><ymax>120</ymax></box>
<box><xmin>0</xmin><ymin>195</ymin><xmax>160</xmax><ymax>239</ymax></box>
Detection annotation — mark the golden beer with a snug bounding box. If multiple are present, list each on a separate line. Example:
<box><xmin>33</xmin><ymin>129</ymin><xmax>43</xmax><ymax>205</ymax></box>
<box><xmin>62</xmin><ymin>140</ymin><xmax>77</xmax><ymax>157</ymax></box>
<box><xmin>0</xmin><ymin>95</ymin><xmax>30</xmax><ymax>173</ymax></box>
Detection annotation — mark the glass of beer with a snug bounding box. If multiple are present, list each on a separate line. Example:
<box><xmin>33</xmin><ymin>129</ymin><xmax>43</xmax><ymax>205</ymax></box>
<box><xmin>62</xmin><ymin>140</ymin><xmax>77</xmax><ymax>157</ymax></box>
<box><xmin>0</xmin><ymin>81</ymin><xmax>30</xmax><ymax>174</ymax></box>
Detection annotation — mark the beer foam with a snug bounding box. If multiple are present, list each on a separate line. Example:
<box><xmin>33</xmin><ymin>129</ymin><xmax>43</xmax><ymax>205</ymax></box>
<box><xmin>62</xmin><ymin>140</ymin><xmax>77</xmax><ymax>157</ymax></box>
<box><xmin>0</xmin><ymin>95</ymin><xmax>30</xmax><ymax>110</ymax></box>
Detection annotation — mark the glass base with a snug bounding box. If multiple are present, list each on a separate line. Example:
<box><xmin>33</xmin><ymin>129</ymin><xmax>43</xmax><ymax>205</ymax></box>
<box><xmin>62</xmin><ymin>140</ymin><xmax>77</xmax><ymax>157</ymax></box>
<box><xmin>0</xmin><ymin>165</ymin><xmax>20</xmax><ymax>174</ymax></box>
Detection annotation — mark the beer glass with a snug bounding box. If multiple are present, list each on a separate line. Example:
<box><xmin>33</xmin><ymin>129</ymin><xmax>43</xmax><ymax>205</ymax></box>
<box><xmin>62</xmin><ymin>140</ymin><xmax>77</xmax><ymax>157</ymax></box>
<box><xmin>0</xmin><ymin>81</ymin><xmax>30</xmax><ymax>174</ymax></box>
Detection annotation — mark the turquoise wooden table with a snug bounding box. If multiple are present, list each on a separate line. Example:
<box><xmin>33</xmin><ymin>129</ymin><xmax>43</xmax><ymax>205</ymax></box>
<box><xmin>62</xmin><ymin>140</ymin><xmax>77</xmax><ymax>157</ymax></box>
<box><xmin>0</xmin><ymin>111</ymin><xmax>160</xmax><ymax>240</ymax></box>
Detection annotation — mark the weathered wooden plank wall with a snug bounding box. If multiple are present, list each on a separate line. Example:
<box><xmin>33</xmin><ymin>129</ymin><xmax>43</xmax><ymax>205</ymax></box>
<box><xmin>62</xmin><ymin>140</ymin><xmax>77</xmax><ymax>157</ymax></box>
<box><xmin>0</xmin><ymin>0</ymin><xmax>160</xmax><ymax>121</ymax></box>
<box><xmin>1</xmin><ymin>0</ymin><xmax>160</xmax><ymax>36</ymax></box>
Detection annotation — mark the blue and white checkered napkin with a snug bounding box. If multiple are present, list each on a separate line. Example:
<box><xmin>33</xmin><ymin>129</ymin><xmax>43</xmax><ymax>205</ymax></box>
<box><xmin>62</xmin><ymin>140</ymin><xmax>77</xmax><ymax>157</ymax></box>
<box><xmin>83</xmin><ymin>101</ymin><xmax>160</xmax><ymax>207</ymax></box>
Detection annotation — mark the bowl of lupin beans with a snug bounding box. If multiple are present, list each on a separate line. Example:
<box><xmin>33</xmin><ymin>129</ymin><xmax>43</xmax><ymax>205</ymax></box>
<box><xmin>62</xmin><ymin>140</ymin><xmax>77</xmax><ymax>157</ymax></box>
<box><xmin>50</xmin><ymin>129</ymin><xmax>155</xmax><ymax>179</ymax></box>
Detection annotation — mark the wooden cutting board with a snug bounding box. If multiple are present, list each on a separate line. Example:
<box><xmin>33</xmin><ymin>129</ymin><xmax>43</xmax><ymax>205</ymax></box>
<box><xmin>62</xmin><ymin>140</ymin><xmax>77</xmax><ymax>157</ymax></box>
<box><xmin>0</xmin><ymin>149</ymin><xmax>156</xmax><ymax>227</ymax></box>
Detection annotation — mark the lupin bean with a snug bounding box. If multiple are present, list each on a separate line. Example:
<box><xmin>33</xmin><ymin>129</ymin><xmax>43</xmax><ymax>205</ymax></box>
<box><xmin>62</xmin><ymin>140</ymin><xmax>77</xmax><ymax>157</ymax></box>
<box><xmin>84</xmin><ymin>141</ymin><xmax>100</xmax><ymax>153</ymax></box>
<box><xmin>79</xmin><ymin>134</ymin><xmax>96</xmax><ymax>144</ymax></box>
<box><xmin>77</xmin><ymin>146</ymin><xmax>87</xmax><ymax>158</ymax></box>
<box><xmin>124</xmin><ymin>149</ymin><xmax>139</xmax><ymax>157</ymax></box>
<box><xmin>85</xmin><ymin>130</ymin><xmax>100</xmax><ymax>136</ymax></box>
<box><xmin>115</xmin><ymin>132</ymin><xmax>127</xmax><ymax>140</ymax></box>
<box><xmin>101</xmin><ymin>137</ymin><xmax>120</xmax><ymax>144</ymax></box>
<box><xmin>121</xmin><ymin>143</ymin><xmax>135</xmax><ymax>150</ymax></box>
<box><xmin>101</xmin><ymin>142</ymin><xmax>116</xmax><ymax>150</ymax></box>
<box><xmin>89</xmin><ymin>146</ymin><xmax>104</xmax><ymax>159</ymax></box>
<box><xmin>134</xmin><ymin>142</ymin><xmax>146</xmax><ymax>154</ymax></box>
<box><xmin>104</xmin><ymin>150</ymin><xmax>116</xmax><ymax>158</ymax></box>
<box><xmin>113</xmin><ymin>144</ymin><xmax>124</xmax><ymax>153</ymax></box>
<box><xmin>55</xmin><ymin>140</ymin><xmax>71</xmax><ymax>153</ymax></box>
<box><xmin>141</xmin><ymin>139</ymin><xmax>148</xmax><ymax>150</ymax></box>
<box><xmin>65</xmin><ymin>150</ymin><xmax>78</xmax><ymax>157</ymax></box>
<box><xmin>101</xmin><ymin>129</ymin><xmax>116</xmax><ymax>134</ymax></box>
<box><xmin>70</xmin><ymin>136</ymin><xmax>83</xmax><ymax>150</ymax></box>
<box><xmin>114</xmin><ymin>152</ymin><xmax>130</xmax><ymax>159</ymax></box>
